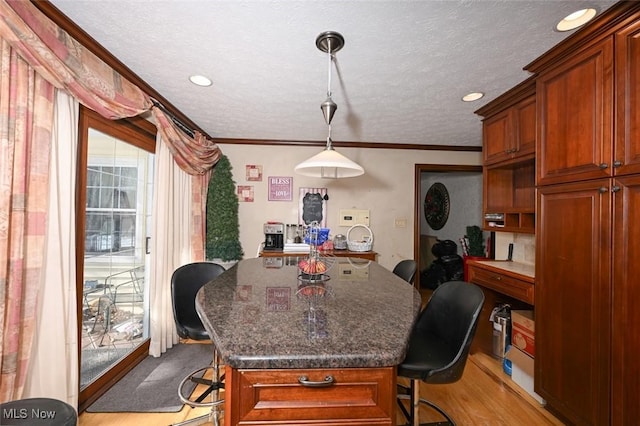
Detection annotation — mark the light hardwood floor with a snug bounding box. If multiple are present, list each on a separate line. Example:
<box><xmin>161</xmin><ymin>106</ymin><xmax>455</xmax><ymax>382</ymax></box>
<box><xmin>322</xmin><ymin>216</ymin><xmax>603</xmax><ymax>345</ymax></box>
<box><xmin>78</xmin><ymin>351</ymin><xmax>563</xmax><ymax>425</ymax></box>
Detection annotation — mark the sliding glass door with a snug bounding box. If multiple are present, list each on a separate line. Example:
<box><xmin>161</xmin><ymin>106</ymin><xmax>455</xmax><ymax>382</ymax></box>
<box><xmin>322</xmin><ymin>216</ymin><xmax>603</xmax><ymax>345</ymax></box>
<box><xmin>77</xmin><ymin>108</ymin><xmax>156</xmax><ymax>407</ymax></box>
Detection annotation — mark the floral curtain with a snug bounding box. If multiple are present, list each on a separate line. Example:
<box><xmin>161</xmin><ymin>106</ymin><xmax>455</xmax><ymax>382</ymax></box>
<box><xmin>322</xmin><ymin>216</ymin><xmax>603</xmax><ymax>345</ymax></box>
<box><xmin>0</xmin><ymin>38</ymin><xmax>56</xmax><ymax>401</ymax></box>
<box><xmin>0</xmin><ymin>0</ymin><xmax>222</xmax><ymax>400</ymax></box>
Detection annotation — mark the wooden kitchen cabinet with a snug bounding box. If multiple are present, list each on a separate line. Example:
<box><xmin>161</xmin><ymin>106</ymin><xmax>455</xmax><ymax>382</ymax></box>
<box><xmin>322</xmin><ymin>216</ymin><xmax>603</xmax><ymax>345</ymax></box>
<box><xmin>482</xmin><ymin>161</ymin><xmax>535</xmax><ymax>233</ymax></box>
<box><xmin>615</xmin><ymin>18</ymin><xmax>640</xmax><ymax>177</ymax></box>
<box><xmin>225</xmin><ymin>366</ymin><xmax>395</xmax><ymax>425</ymax></box>
<box><xmin>478</xmin><ymin>79</ymin><xmax>536</xmax><ymax>167</ymax></box>
<box><xmin>535</xmin><ymin>18</ymin><xmax>640</xmax><ymax>184</ymax></box>
<box><xmin>536</xmin><ymin>37</ymin><xmax>614</xmax><ymax>186</ymax></box>
<box><xmin>611</xmin><ymin>175</ymin><xmax>640</xmax><ymax>425</ymax></box>
<box><xmin>535</xmin><ymin>176</ymin><xmax>640</xmax><ymax>425</ymax></box>
<box><xmin>527</xmin><ymin>5</ymin><xmax>640</xmax><ymax>424</ymax></box>
<box><xmin>476</xmin><ymin>79</ymin><xmax>536</xmax><ymax>233</ymax></box>
<box><xmin>466</xmin><ymin>260</ymin><xmax>534</xmax><ymax>357</ymax></box>
<box><xmin>536</xmin><ymin>180</ymin><xmax>612</xmax><ymax>425</ymax></box>
<box><xmin>467</xmin><ymin>262</ymin><xmax>534</xmax><ymax>305</ymax></box>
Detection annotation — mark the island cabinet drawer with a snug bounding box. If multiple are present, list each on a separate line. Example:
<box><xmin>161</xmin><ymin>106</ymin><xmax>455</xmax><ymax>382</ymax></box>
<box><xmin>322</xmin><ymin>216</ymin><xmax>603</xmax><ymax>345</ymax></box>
<box><xmin>225</xmin><ymin>366</ymin><xmax>395</xmax><ymax>425</ymax></box>
<box><xmin>467</xmin><ymin>265</ymin><xmax>534</xmax><ymax>304</ymax></box>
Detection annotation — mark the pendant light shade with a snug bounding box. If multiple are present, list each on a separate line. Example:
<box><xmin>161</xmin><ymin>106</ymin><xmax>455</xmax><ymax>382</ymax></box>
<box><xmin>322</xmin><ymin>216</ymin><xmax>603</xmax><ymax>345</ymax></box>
<box><xmin>294</xmin><ymin>140</ymin><xmax>365</xmax><ymax>178</ymax></box>
<box><xmin>295</xmin><ymin>31</ymin><xmax>364</xmax><ymax>179</ymax></box>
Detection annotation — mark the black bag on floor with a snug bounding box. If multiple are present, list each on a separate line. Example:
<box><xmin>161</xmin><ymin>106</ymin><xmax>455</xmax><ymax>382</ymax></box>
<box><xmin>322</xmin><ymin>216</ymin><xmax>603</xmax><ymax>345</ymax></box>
<box><xmin>421</xmin><ymin>261</ymin><xmax>447</xmax><ymax>290</ymax></box>
<box><xmin>431</xmin><ymin>239</ymin><xmax>458</xmax><ymax>257</ymax></box>
<box><xmin>439</xmin><ymin>254</ymin><xmax>464</xmax><ymax>281</ymax></box>
<box><xmin>421</xmin><ymin>254</ymin><xmax>464</xmax><ymax>290</ymax></box>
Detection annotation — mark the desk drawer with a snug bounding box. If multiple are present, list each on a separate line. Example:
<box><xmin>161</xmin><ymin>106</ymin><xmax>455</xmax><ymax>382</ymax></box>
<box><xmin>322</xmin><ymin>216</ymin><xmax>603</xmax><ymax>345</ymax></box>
<box><xmin>226</xmin><ymin>366</ymin><xmax>394</xmax><ymax>425</ymax></box>
<box><xmin>468</xmin><ymin>265</ymin><xmax>534</xmax><ymax>304</ymax></box>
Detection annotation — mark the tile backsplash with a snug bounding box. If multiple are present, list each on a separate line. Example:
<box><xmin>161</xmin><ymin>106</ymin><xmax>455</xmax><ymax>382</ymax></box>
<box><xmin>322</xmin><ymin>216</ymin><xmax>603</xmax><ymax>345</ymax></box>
<box><xmin>494</xmin><ymin>232</ymin><xmax>535</xmax><ymax>265</ymax></box>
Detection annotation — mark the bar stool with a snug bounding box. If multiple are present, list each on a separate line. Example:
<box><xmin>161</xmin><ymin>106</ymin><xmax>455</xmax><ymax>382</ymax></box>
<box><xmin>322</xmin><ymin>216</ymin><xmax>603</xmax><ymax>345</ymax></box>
<box><xmin>0</xmin><ymin>398</ymin><xmax>77</xmax><ymax>425</ymax></box>
<box><xmin>171</xmin><ymin>262</ymin><xmax>227</xmax><ymax>426</ymax></box>
<box><xmin>392</xmin><ymin>259</ymin><xmax>418</xmax><ymax>284</ymax></box>
<box><xmin>397</xmin><ymin>281</ymin><xmax>484</xmax><ymax>425</ymax></box>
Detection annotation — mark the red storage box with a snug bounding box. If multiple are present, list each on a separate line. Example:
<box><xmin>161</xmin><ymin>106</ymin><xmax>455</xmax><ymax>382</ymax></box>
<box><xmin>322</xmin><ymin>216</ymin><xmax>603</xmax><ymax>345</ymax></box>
<box><xmin>511</xmin><ymin>310</ymin><xmax>535</xmax><ymax>357</ymax></box>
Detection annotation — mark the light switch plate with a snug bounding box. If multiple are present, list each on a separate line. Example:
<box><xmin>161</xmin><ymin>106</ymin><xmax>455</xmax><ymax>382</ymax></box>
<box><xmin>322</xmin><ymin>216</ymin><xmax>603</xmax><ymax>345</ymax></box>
<box><xmin>339</xmin><ymin>209</ymin><xmax>370</xmax><ymax>226</ymax></box>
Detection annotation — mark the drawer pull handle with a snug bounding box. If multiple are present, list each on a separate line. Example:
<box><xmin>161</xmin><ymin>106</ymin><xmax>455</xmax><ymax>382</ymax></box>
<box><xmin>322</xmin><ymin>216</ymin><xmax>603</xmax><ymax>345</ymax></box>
<box><xmin>493</xmin><ymin>276</ymin><xmax>502</xmax><ymax>281</ymax></box>
<box><xmin>298</xmin><ymin>375</ymin><xmax>335</xmax><ymax>387</ymax></box>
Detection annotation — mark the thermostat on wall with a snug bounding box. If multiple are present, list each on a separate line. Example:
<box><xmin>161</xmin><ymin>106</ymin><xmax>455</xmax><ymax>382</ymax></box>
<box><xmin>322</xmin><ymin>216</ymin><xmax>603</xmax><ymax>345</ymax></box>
<box><xmin>339</xmin><ymin>209</ymin><xmax>370</xmax><ymax>227</ymax></box>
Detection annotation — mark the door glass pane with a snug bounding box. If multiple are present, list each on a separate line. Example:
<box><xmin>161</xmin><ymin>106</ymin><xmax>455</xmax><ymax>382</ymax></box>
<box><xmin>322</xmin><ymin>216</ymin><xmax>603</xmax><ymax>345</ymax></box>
<box><xmin>81</xmin><ymin>128</ymin><xmax>153</xmax><ymax>389</ymax></box>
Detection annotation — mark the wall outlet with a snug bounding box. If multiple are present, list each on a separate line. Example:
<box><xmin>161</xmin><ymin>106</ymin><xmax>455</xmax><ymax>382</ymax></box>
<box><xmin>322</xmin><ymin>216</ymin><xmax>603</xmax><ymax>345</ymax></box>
<box><xmin>339</xmin><ymin>209</ymin><xmax>370</xmax><ymax>226</ymax></box>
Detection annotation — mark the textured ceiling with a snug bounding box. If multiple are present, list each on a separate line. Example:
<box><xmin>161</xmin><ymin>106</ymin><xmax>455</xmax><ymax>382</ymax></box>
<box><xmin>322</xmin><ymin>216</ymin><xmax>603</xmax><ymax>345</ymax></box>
<box><xmin>49</xmin><ymin>0</ymin><xmax>617</xmax><ymax>147</ymax></box>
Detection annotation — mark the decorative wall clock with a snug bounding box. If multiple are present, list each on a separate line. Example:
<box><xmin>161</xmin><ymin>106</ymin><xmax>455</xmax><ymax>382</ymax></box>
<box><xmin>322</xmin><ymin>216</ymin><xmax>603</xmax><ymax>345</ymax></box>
<box><xmin>424</xmin><ymin>182</ymin><xmax>450</xmax><ymax>230</ymax></box>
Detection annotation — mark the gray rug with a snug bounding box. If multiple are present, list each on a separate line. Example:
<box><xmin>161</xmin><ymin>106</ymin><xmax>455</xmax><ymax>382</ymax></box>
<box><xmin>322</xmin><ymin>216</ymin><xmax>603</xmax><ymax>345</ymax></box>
<box><xmin>86</xmin><ymin>343</ymin><xmax>214</xmax><ymax>413</ymax></box>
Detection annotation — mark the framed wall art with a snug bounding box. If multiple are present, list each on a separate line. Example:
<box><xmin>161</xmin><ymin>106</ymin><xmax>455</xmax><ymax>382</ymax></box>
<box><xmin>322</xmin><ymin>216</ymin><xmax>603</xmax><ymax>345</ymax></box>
<box><xmin>237</xmin><ymin>185</ymin><xmax>254</xmax><ymax>202</ymax></box>
<box><xmin>246</xmin><ymin>165</ymin><xmax>262</xmax><ymax>181</ymax></box>
<box><xmin>268</xmin><ymin>176</ymin><xmax>293</xmax><ymax>201</ymax></box>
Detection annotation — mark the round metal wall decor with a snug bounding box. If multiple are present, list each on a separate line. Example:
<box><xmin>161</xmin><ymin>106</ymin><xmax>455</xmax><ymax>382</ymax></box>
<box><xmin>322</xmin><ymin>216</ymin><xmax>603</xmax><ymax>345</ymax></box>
<box><xmin>424</xmin><ymin>182</ymin><xmax>450</xmax><ymax>230</ymax></box>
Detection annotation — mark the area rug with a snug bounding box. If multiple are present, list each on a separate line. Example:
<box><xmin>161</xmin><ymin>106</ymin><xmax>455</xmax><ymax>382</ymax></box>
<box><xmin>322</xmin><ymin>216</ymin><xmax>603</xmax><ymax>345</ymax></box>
<box><xmin>86</xmin><ymin>343</ymin><xmax>214</xmax><ymax>413</ymax></box>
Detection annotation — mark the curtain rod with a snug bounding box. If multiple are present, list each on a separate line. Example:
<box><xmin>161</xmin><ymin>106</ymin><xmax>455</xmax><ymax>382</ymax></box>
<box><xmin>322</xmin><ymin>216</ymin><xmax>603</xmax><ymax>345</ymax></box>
<box><xmin>151</xmin><ymin>99</ymin><xmax>195</xmax><ymax>138</ymax></box>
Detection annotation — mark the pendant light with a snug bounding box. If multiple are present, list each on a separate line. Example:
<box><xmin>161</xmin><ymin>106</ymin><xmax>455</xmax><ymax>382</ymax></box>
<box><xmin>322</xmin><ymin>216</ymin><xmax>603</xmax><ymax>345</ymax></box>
<box><xmin>295</xmin><ymin>31</ymin><xmax>364</xmax><ymax>179</ymax></box>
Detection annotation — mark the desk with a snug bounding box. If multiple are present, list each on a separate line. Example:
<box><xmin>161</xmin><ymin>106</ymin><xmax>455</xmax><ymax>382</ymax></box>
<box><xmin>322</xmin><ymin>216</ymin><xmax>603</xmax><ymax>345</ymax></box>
<box><xmin>466</xmin><ymin>259</ymin><xmax>535</xmax><ymax>356</ymax></box>
<box><xmin>260</xmin><ymin>249</ymin><xmax>377</xmax><ymax>261</ymax></box>
<box><xmin>196</xmin><ymin>257</ymin><xmax>421</xmax><ymax>425</ymax></box>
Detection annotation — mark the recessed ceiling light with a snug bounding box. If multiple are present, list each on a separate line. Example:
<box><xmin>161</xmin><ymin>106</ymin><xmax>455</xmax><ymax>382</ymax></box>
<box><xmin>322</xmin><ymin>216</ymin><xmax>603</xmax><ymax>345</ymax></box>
<box><xmin>462</xmin><ymin>92</ymin><xmax>484</xmax><ymax>102</ymax></box>
<box><xmin>556</xmin><ymin>8</ymin><xmax>597</xmax><ymax>32</ymax></box>
<box><xmin>189</xmin><ymin>75</ymin><xmax>212</xmax><ymax>87</ymax></box>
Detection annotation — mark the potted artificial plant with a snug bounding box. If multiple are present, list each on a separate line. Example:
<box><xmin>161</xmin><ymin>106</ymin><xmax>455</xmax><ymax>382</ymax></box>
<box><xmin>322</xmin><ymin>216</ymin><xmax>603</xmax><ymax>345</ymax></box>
<box><xmin>205</xmin><ymin>155</ymin><xmax>243</xmax><ymax>269</ymax></box>
<box><xmin>465</xmin><ymin>225</ymin><xmax>486</xmax><ymax>258</ymax></box>
<box><xmin>463</xmin><ymin>225</ymin><xmax>487</xmax><ymax>281</ymax></box>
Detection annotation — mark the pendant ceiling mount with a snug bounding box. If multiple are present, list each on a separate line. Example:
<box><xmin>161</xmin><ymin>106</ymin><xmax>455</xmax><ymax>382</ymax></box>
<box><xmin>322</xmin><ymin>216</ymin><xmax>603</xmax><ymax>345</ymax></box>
<box><xmin>315</xmin><ymin>31</ymin><xmax>345</xmax><ymax>54</ymax></box>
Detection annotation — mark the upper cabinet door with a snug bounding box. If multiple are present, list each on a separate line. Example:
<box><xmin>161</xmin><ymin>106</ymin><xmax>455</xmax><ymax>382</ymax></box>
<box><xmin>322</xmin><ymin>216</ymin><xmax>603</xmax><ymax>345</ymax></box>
<box><xmin>537</xmin><ymin>38</ymin><xmax>614</xmax><ymax>185</ymax></box>
<box><xmin>483</xmin><ymin>109</ymin><xmax>511</xmax><ymax>165</ymax></box>
<box><xmin>482</xmin><ymin>94</ymin><xmax>536</xmax><ymax>166</ymax></box>
<box><xmin>615</xmin><ymin>18</ymin><xmax>640</xmax><ymax>176</ymax></box>
<box><xmin>512</xmin><ymin>95</ymin><xmax>536</xmax><ymax>158</ymax></box>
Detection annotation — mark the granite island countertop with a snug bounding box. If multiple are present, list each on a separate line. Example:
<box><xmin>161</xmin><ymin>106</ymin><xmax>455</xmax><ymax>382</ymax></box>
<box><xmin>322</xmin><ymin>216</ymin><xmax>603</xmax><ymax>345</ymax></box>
<box><xmin>196</xmin><ymin>257</ymin><xmax>422</xmax><ymax>370</ymax></box>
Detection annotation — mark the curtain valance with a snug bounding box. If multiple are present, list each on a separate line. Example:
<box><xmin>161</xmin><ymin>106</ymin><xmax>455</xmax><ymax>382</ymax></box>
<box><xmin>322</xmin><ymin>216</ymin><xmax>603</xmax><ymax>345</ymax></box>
<box><xmin>0</xmin><ymin>0</ymin><xmax>220</xmax><ymax>174</ymax></box>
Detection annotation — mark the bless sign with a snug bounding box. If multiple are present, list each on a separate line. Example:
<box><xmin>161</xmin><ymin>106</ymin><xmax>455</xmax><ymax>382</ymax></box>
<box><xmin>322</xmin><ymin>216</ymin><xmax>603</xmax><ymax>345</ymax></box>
<box><xmin>268</xmin><ymin>176</ymin><xmax>293</xmax><ymax>201</ymax></box>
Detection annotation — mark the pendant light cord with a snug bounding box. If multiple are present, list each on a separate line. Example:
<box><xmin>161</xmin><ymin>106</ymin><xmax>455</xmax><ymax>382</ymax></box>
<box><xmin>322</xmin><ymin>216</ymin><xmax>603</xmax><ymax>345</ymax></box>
<box><xmin>326</xmin><ymin>43</ymin><xmax>334</xmax><ymax>150</ymax></box>
<box><xmin>327</xmin><ymin>45</ymin><xmax>333</xmax><ymax>98</ymax></box>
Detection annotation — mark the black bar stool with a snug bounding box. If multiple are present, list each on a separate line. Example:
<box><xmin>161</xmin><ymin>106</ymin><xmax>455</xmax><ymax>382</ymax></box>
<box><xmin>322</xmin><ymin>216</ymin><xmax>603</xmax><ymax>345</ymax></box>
<box><xmin>0</xmin><ymin>398</ymin><xmax>77</xmax><ymax>425</ymax></box>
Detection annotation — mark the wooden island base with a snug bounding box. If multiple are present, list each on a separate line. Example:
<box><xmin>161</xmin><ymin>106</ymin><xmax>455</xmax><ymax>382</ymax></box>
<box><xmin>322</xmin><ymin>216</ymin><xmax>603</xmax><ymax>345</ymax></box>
<box><xmin>225</xmin><ymin>366</ymin><xmax>396</xmax><ymax>425</ymax></box>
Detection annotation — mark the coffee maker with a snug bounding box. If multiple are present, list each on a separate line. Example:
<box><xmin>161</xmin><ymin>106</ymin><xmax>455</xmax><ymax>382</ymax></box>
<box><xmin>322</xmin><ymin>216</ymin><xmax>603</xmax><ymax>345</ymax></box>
<box><xmin>263</xmin><ymin>222</ymin><xmax>285</xmax><ymax>251</ymax></box>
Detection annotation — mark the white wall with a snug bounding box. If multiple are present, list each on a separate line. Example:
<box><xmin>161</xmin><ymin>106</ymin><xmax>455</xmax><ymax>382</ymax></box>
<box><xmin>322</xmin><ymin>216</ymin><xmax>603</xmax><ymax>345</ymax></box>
<box><xmin>218</xmin><ymin>143</ymin><xmax>482</xmax><ymax>270</ymax></box>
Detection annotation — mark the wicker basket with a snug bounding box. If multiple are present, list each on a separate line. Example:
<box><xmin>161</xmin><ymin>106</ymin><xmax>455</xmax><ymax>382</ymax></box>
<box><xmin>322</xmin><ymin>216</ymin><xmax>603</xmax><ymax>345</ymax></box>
<box><xmin>347</xmin><ymin>224</ymin><xmax>373</xmax><ymax>252</ymax></box>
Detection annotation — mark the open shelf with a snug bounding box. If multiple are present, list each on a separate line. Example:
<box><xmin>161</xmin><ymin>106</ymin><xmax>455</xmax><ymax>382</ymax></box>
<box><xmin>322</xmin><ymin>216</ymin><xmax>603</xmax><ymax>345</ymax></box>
<box><xmin>483</xmin><ymin>159</ymin><xmax>535</xmax><ymax>234</ymax></box>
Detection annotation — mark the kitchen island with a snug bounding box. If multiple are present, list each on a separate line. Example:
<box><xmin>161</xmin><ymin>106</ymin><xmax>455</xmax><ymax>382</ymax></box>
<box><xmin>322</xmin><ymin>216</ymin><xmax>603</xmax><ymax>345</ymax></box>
<box><xmin>196</xmin><ymin>256</ymin><xmax>422</xmax><ymax>425</ymax></box>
